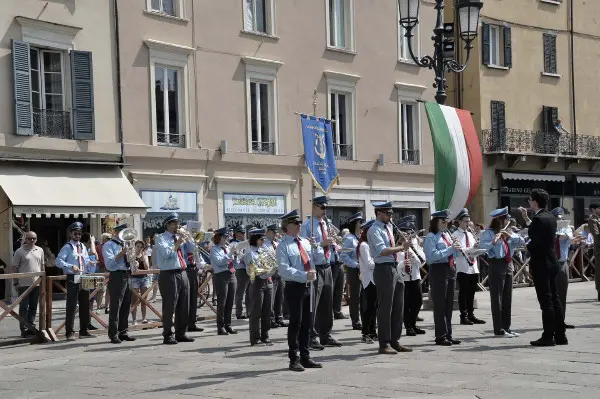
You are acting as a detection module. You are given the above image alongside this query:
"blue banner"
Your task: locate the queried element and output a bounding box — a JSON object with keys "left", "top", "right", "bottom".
{"left": 300, "top": 115, "right": 339, "bottom": 194}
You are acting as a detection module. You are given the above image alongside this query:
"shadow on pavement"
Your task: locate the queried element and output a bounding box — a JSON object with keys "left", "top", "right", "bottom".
{"left": 149, "top": 368, "right": 284, "bottom": 392}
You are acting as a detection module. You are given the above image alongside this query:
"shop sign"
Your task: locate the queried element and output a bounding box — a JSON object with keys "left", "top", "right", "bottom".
{"left": 224, "top": 194, "right": 285, "bottom": 215}
{"left": 140, "top": 191, "right": 197, "bottom": 214}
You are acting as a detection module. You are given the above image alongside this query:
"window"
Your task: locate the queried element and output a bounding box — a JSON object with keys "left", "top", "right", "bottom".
{"left": 242, "top": 56, "right": 282, "bottom": 155}
{"left": 145, "top": 39, "right": 193, "bottom": 148}
{"left": 543, "top": 33, "right": 557, "bottom": 74}
{"left": 482, "top": 23, "right": 512, "bottom": 68}
{"left": 325, "top": 71, "right": 359, "bottom": 160}
{"left": 149, "top": 0, "right": 176, "bottom": 16}
{"left": 396, "top": 82, "right": 425, "bottom": 165}
{"left": 490, "top": 100, "right": 506, "bottom": 151}
{"left": 326, "top": 0, "right": 355, "bottom": 51}
{"left": 542, "top": 106, "right": 558, "bottom": 133}
{"left": 398, "top": 25, "right": 418, "bottom": 61}
{"left": 12, "top": 39, "right": 94, "bottom": 140}
{"left": 154, "top": 66, "right": 183, "bottom": 147}
{"left": 243, "top": 0, "right": 275, "bottom": 35}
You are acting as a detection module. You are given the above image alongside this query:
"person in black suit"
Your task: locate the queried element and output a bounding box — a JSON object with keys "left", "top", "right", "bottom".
{"left": 520, "top": 189, "right": 567, "bottom": 346}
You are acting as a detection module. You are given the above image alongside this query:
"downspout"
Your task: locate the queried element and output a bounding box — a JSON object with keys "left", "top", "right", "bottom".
{"left": 569, "top": 0, "right": 577, "bottom": 142}
{"left": 114, "top": 0, "right": 125, "bottom": 165}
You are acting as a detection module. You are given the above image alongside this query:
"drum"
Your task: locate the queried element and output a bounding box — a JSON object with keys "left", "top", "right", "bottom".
{"left": 80, "top": 275, "right": 105, "bottom": 290}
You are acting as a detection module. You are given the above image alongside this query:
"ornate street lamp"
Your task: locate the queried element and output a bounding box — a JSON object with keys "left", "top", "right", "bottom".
{"left": 398, "top": 0, "right": 483, "bottom": 105}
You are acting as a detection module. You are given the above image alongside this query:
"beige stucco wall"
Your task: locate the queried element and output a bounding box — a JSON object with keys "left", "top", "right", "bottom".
{"left": 0, "top": 0, "right": 120, "bottom": 161}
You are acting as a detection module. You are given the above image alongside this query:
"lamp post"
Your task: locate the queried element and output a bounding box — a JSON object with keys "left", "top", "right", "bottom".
{"left": 398, "top": 0, "right": 483, "bottom": 105}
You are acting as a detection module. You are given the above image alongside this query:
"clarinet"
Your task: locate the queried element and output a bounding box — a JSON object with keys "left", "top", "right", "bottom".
{"left": 443, "top": 229, "right": 473, "bottom": 267}
{"left": 390, "top": 222, "right": 425, "bottom": 264}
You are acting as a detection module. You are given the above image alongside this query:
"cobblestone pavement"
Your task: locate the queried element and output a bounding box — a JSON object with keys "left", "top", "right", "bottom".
{"left": 1, "top": 282, "right": 599, "bottom": 399}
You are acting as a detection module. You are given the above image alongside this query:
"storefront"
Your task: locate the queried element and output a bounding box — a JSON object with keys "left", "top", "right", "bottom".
{"left": 222, "top": 193, "right": 286, "bottom": 229}
{"left": 574, "top": 176, "right": 600, "bottom": 226}
{"left": 139, "top": 190, "right": 198, "bottom": 238}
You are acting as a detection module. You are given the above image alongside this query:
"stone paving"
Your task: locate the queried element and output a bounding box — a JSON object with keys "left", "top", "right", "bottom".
{"left": 1, "top": 282, "right": 599, "bottom": 399}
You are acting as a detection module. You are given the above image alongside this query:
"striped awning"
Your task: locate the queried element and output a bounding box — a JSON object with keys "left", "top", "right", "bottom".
{"left": 501, "top": 172, "right": 565, "bottom": 182}
{"left": 0, "top": 164, "right": 148, "bottom": 217}
{"left": 576, "top": 176, "right": 600, "bottom": 184}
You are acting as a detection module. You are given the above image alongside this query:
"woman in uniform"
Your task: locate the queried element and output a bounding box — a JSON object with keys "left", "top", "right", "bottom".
{"left": 210, "top": 228, "right": 238, "bottom": 336}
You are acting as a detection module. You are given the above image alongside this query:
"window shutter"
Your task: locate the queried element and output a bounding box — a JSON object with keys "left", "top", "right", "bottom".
{"left": 543, "top": 34, "right": 552, "bottom": 73}
{"left": 550, "top": 106, "right": 559, "bottom": 127}
{"left": 482, "top": 22, "right": 490, "bottom": 66}
{"left": 498, "top": 101, "right": 506, "bottom": 133}
{"left": 503, "top": 26, "right": 512, "bottom": 68}
{"left": 12, "top": 40, "right": 33, "bottom": 136}
{"left": 491, "top": 101, "right": 499, "bottom": 133}
{"left": 542, "top": 106, "right": 558, "bottom": 133}
{"left": 70, "top": 50, "right": 95, "bottom": 140}
{"left": 549, "top": 35, "right": 557, "bottom": 73}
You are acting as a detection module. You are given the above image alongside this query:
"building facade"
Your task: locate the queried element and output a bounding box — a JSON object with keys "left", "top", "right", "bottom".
{"left": 447, "top": 0, "right": 600, "bottom": 227}
{"left": 118, "top": 0, "right": 440, "bottom": 238}
{"left": 0, "top": 0, "right": 146, "bottom": 270}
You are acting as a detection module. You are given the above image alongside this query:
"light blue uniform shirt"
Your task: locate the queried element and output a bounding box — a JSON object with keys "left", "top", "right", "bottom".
{"left": 56, "top": 241, "right": 90, "bottom": 275}
{"left": 340, "top": 233, "right": 359, "bottom": 268}
{"left": 423, "top": 232, "right": 459, "bottom": 265}
{"left": 300, "top": 217, "right": 330, "bottom": 265}
{"left": 557, "top": 228, "right": 573, "bottom": 262}
{"left": 182, "top": 241, "right": 196, "bottom": 266}
{"left": 367, "top": 220, "right": 396, "bottom": 264}
{"left": 210, "top": 245, "right": 233, "bottom": 274}
{"left": 276, "top": 234, "right": 315, "bottom": 284}
{"left": 478, "top": 229, "right": 525, "bottom": 259}
{"left": 244, "top": 246, "right": 275, "bottom": 281}
{"left": 262, "top": 238, "right": 277, "bottom": 250}
{"left": 154, "top": 231, "right": 185, "bottom": 271}
{"left": 102, "top": 239, "right": 128, "bottom": 272}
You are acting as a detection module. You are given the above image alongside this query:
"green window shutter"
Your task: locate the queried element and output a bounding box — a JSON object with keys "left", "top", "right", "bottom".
{"left": 12, "top": 40, "right": 33, "bottom": 136}
{"left": 70, "top": 50, "right": 95, "bottom": 140}
{"left": 481, "top": 22, "right": 490, "bottom": 66}
{"left": 503, "top": 26, "right": 512, "bottom": 68}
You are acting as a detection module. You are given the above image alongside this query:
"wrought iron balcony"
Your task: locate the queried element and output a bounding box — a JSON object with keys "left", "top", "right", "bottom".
{"left": 33, "top": 109, "right": 71, "bottom": 139}
{"left": 482, "top": 129, "right": 600, "bottom": 159}
{"left": 334, "top": 143, "right": 353, "bottom": 160}
{"left": 158, "top": 132, "right": 186, "bottom": 148}
{"left": 401, "top": 149, "right": 420, "bottom": 165}
{"left": 251, "top": 141, "right": 275, "bottom": 155}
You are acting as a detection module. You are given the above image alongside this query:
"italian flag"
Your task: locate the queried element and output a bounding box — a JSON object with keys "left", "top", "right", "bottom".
{"left": 424, "top": 102, "right": 482, "bottom": 218}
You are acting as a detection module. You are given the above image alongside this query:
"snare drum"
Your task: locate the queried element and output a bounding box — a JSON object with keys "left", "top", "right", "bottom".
{"left": 80, "top": 275, "right": 105, "bottom": 290}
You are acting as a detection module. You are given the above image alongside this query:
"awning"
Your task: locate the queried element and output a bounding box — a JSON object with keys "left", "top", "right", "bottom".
{"left": 501, "top": 172, "right": 565, "bottom": 182}
{"left": 0, "top": 164, "right": 149, "bottom": 216}
{"left": 576, "top": 176, "right": 600, "bottom": 184}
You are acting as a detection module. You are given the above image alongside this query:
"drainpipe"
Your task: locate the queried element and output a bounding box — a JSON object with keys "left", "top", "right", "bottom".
{"left": 569, "top": 0, "right": 577, "bottom": 143}
{"left": 114, "top": 0, "right": 125, "bottom": 166}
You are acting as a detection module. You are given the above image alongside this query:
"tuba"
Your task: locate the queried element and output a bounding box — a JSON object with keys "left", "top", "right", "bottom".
{"left": 118, "top": 228, "right": 138, "bottom": 267}
{"left": 249, "top": 247, "right": 278, "bottom": 283}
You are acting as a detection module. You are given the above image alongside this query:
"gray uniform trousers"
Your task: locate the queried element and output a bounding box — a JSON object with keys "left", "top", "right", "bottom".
{"left": 158, "top": 269, "right": 189, "bottom": 339}
{"left": 250, "top": 278, "right": 273, "bottom": 342}
{"left": 235, "top": 269, "right": 251, "bottom": 318}
{"left": 346, "top": 267, "right": 362, "bottom": 324}
{"left": 331, "top": 263, "right": 345, "bottom": 315}
{"left": 487, "top": 258, "right": 513, "bottom": 334}
{"left": 311, "top": 265, "right": 334, "bottom": 342}
{"left": 271, "top": 274, "right": 285, "bottom": 323}
{"left": 214, "top": 271, "right": 236, "bottom": 328}
{"left": 107, "top": 271, "right": 131, "bottom": 338}
{"left": 429, "top": 263, "right": 456, "bottom": 340}
{"left": 595, "top": 246, "right": 600, "bottom": 293}
{"left": 556, "top": 260, "right": 569, "bottom": 318}
{"left": 186, "top": 268, "right": 199, "bottom": 326}
{"left": 373, "top": 262, "right": 404, "bottom": 346}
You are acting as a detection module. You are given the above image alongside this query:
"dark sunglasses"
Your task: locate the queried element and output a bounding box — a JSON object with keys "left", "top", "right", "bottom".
{"left": 25, "top": 237, "right": 37, "bottom": 241}
{"left": 291, "top": 220, "right": 302, "bottom": 225}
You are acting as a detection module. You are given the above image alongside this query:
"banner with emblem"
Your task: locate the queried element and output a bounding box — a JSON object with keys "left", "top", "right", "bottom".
{"left": 300, "top": 115, "right": 339, "bottom": 194}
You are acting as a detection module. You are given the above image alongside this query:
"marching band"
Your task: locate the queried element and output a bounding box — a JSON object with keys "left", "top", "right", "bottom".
{"left": 46, "top": 190, "right": 586, "bottom": 370}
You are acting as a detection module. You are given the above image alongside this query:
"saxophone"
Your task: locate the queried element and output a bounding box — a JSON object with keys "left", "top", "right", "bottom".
{"left": 249, "top": 247, "right": 278, "bottom": 283}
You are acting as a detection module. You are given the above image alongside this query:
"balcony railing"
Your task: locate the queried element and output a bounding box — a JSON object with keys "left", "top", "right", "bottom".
{"left": 482, "top": 129, "right": 600, "bottom": 159}
{"left": 158, "top": 132, "right": 186, "bottom": 148}
{"left": 252, "top": 141, "right": 275, "bottom": 155}
{"left": 401, "top": 149, "right": 420, "bottom": 165}
{"left": 33, "top": 109, "right": 71, "bottom": 139}
{"left": 334, "top": 143, "right": 352, "bottom": 160}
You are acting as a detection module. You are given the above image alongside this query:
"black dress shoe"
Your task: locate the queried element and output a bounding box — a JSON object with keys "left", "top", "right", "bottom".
{"left": 414, "top": 327, "right": 426, "bottom": 335}
{"left": 188, "top": 325, "right": 204, "bottom": 332}
{"left": 322, "top": 337, "right": 342, "bottom": 347}
{"left": 310, "top": 338, "right": 324, "bottom": 350}
{"left": 460, "top": 317, "right": 474, "bottom": 325}
{"left": 277, "top": 320, "right": 288, "bottom": 327}
{"left": 217, "top": 328, "right": 229, "bottom": 336}
{"left": 555, "top": 336, "right": 569, "bottom": 345}
{"left": 176, "top": 335, "right": 195, "bottom": 343}
{"left": 435, "top": 338, "right": 452, "bottom": 346}
{"left": 270, "top": 321, "right": 279, "bottom": 328}
{"left": 289, "top": 361, "right": 305, "bottom": 372}
{"left": 261, "top": 337, "right": 274, "bottom": 346}
{"left": 390, "top": 341, "right": 412, "bottom": 352}
{"left": 416, "top": 316, "right": 424, "bottom": 322}
{"left": 448, "top": 338, "right": 461, "bottom": 345}
{"left": 119, "top": 334, "right": 136, "bottom": 342}
{"left": 110, "top": 336, "right": 122, "bottom": 344}
{"left": 250, "top": 340, "right": 261, "bottom": 346}
{"left": 236, "top": 314, "right": 248, "bottom": 320}
{"left": 88, "top": 324, "right": 98, "bottom": 331}
{"left": 334, "top": 313, "right": 348, "bottom": 320}
{"left": 406, "top": 328, "right": 417, "bottom": 336}
{"left": 301, "top": 358, "right": 323, "bottom": 368}
{"left": 530, "top": 337, "right": 555, "bottom": 347}
{"left": 352, "top": 323, "right": 363, "bottom": 331}
{"left": 79, "top": 331, "right": 97, "bottom": 339}
{"left": 469, "top": 315, "right": 486, "bottom": 324}
{"left": 225, "top": 326, "right": 238, "bottom": 334}
{"left": 369, "top": 332, "right": 378, "bottom": 340}
{"left": 361, "top": 334, "right": 374, "bottom": 344}
{"left": 163, "top": 337, "right": 178, "bottom": 345}
{"left": 564, "top": 324, "right": 575, "bottom": 329}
